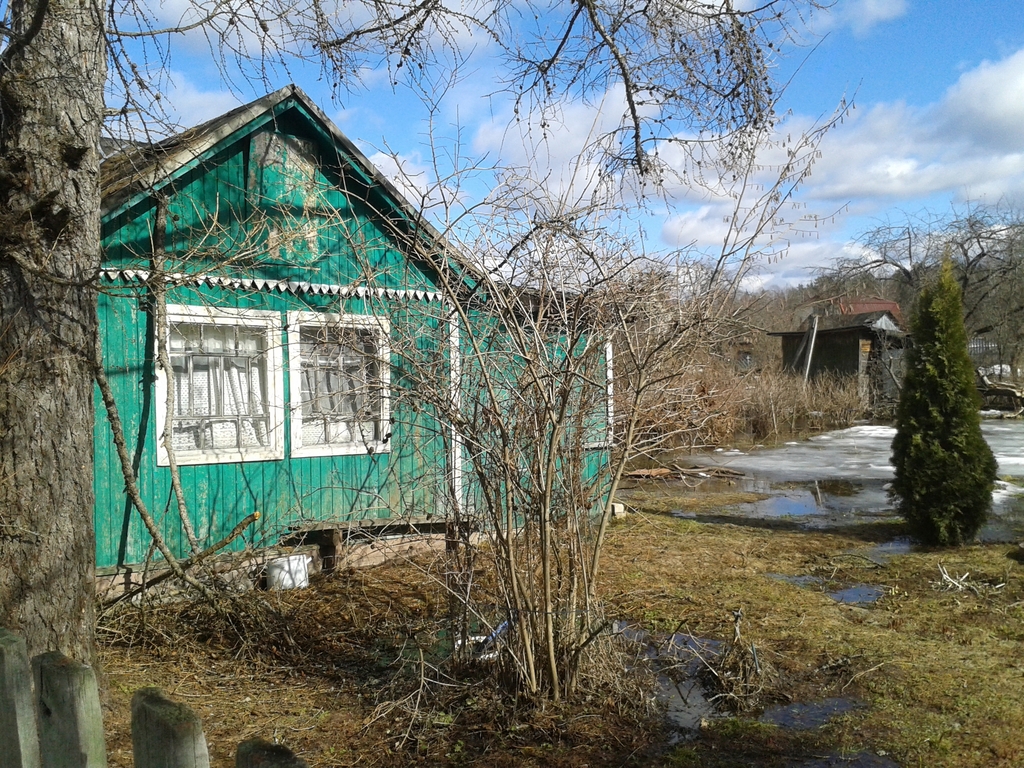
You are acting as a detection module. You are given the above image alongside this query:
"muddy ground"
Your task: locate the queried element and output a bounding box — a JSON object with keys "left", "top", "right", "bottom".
{"left": 97, "top": 499, "right": 1024, "bottom": 768}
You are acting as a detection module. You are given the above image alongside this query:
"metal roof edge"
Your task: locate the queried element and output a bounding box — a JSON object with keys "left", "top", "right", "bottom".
{"left": 100, "top": 85, "right": 487, "bottom": 289}
{"left": 101, "top": 85, "right": 300, "bottom": 221}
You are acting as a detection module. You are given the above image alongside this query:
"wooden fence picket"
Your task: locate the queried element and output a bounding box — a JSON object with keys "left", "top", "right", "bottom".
{"left": 0, "top": 632, "right": 302, "bottom": 768}
{"left": 131, "top": 687, "right": 210, "bottom": 768}
{"left": 32, "top": 651, "right": 106, "bottom": 768}
{"left": 0, "top": 630, "right": 41, "bottom": 768}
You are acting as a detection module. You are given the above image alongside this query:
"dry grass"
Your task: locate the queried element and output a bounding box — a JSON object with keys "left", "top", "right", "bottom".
{"left": 98, "top": 556, "right": 449, "bottom": 767}
{"left": 739, "top": 369, "right": 866, "bottom": 441}
{"left": 600, "top": 511, "right": 1024, "bottom": 768}
{"left": 95, "top": 504, "right": 1024, "bottom": 767}
{"left": 623, "top": 360, "right": 866, "bottom": 451}
{"left": 97, "top": 552, "right": 660, "bottom": 768}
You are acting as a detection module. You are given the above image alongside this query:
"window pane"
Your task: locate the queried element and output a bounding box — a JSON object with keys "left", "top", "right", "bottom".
{"left": 171, "top": 419, "right": 202, "bottom": 452}
{"left": 171, "top": 356, "right": 189, "bottom": 416}
{"left": 202, "top": 327, "right": 226, "bottom": 353}
{"left": 167, "top": 320, "right": 270, "bottom": 453}
{"left": 209, "top": 420, "right": 239, "bottom": 449}
{"left": 297, "top": 323, "right": 382, "bottom": 447}
{"left": 191, "top": 356, "right": 217, "bottom": 415}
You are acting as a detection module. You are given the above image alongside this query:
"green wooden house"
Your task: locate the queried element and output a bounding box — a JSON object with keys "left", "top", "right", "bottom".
{"left": 96, "top": 85, "right": 612, "bottom": 578}
{"left": 96, "top": 85, "right": 477, "bottom": 574}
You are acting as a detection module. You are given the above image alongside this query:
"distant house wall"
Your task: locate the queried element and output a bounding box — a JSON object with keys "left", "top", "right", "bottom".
{"left": 780, "top": 329, "right": 863, "bottom": 378}
{"left": 869, "top": 343, "right": 904, "bottom": 402}
{"left": 777, "top": 325, "right": 904, "bottom": 410}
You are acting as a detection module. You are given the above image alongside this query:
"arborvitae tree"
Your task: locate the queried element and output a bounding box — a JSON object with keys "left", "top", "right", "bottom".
{"left": 890, "top": 259, "right": 998, "bottom": 545}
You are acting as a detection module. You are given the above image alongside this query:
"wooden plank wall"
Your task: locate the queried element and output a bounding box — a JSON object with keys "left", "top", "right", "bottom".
{"left": 95, "top": 123, "right": 451, "bottom": 569}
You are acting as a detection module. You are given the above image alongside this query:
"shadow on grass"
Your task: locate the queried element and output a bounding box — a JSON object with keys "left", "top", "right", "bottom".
{"left": 652, "top": 718, "right": 886, "bottom": 768}
{"left": 367, "top": 706, "right": 882, "bottom": 768}
{"left": 669, "top": 513, "right": 910, "bottom": 545}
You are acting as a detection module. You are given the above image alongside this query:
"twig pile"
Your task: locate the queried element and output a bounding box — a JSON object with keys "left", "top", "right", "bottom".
{"left": 931, "top": 563, "right": 1006, "bottom": 597}
{"left": 624, "top": 465, "right": 745, "bottom": 481}
{"left": 695, "top": 609, "right": 780, "bottom": 714}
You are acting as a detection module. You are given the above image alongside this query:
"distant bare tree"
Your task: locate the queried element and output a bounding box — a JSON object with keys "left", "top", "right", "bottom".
{"left": 822, "top": 206, "right": 1024, "bottom": 374}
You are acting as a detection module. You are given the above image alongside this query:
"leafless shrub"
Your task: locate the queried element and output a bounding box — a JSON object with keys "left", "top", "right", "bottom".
{"left": 621, "top": 353, "right": 866, "bottom": 451}
{"left": 740, "top": 370, "right": 865, "bottom": 441}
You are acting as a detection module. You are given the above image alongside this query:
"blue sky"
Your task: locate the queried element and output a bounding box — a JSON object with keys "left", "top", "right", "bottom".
{"left": 136, "top": 0, "right": 1024, "bottom": 289}
{"left": 784, "top": 1, "right": 1024, "bottom": 109}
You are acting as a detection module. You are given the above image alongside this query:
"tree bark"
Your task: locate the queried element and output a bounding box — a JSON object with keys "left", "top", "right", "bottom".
{"left": 0, "top": 0, "right": 107, "bottom": 662}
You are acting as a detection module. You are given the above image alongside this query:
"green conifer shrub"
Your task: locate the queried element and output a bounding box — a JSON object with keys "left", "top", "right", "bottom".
{"left": 890, "top": 259, "right": 998, "bottom": 546}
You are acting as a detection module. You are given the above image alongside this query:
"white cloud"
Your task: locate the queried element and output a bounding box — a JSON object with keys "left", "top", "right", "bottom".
{"left": 661, "top": 205, "right": 731, "bottom": 249}
{"left": 817, "top": 0, "right": 909, "bottom": 36}
{"left": 738, "top": 238, "right": 868, "bottom": 291}
{"left": 711, "top": 45, "right": 1024, "bottom": 288}
{"left": 366, "top": 150, "right": 435, "bottom": 207}
{"left": 939, "top": 48, "right": 1024, "bottom": 151}
{"left": 782, "top": 47, "right": 1024, "bottom": 207}
{"left": 472, "top": 83, "right": 661, "bottom": 204}
{"left": 104, "top": 70, "right": 240, "bottom": 139}
{"left": 162, "top": 74, "right": 241, "bottom": 128}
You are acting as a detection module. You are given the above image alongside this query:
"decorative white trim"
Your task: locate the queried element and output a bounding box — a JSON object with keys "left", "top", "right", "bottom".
{"left": 603, "top": 339, "right": 615, "bottom": 447}
{"left": 286, "top": 311, "right": 391, "bottom": 459}
{"left": 155, "top": 305, "right": 285, "bottom": 466}
{"left": 583, "top": 340, "right": 614, "bottom": 450}
{"left": 100, "top": 269, "right": 442, "bottom": 302}
{"left": 447, "top": 307, "right": 464, "bottom": 515}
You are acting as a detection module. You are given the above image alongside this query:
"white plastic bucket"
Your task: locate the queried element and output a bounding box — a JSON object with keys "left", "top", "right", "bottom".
{"left": 267, "top": 555, "right": 310, "bottom": 590}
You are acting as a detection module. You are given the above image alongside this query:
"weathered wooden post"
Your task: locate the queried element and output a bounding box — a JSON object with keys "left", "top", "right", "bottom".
{"left": 235, "top": 739, "right": 308, "bottom": 768}
{"left": 131, "top": 687, "right": 210, "bottom": 768}
{"left": 0, "top": 630, "right": 41, "bottom": 768}
{"left": 32, "top": 652, "right": 106, "bottom": 768}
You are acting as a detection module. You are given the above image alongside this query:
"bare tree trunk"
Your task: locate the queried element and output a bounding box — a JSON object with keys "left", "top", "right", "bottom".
{"left": 0, "top": 0, "right": 106, "bottom": 661}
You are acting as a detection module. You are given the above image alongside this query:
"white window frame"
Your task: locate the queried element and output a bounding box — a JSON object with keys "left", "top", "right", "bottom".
{"left": 583, "top": 340, "right": 614, "bottom": 450}
{"left": 155, "top": 305, "right": 285, "bottom": 466}
{"left": 286, "top": 311, "right": 391, "bottom": 458}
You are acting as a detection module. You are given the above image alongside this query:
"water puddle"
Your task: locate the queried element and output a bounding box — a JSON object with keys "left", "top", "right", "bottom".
{"left": 761, "top": 697, "right": 864, "bottom": 729}
{"left": 614, "top": 622, "right": 720, "bottom": 735}
{"left": 768, "top": 574, "right": 885, "bottom": 605}
{"left": 860, "top": 538, "right": 913, "bottom": 563}
{"left": 659, "top": 674, "right": 713, "bottom": 732}
{"left": 615, "top": 623, "right": 723, "bottom": 663}
{"left": 771, "top": 574, "right": 825, "bottom": 589}
{"left": 627, "top": 421, "right": 1024, "bottom": 542}
{"left": 828, "top": 585, "right": 884, "bottom": 605}
{"left": 615, "top": 622, "right": 882, "bottom": 742}
{"left": 713, "top": 697, "right": 895, "bottom": 766}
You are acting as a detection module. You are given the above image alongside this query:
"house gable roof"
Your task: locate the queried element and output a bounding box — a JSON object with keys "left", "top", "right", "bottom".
{"left": 768, "top": 310, "right": 904, "bottom": 338}
{"left": 100, "top": 84, "right": 484, "bottom": 290}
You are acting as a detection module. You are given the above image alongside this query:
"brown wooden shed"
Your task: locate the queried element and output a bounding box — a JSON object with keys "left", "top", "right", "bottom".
{"left": 769, "top": 311, "right": 906, "bottom": 406}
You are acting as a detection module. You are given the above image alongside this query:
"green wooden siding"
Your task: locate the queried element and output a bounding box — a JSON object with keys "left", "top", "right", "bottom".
{"left": 96, "top": 109, "right": 454, "bottom": 569}
{"left": 102, "top": 131, "right": 438, "bottom": 292}
{"left": 93, "top": 282, "right": 453, "bottom": 568}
